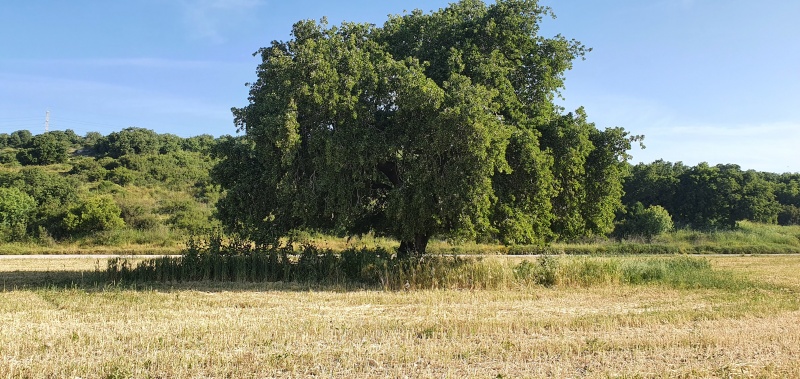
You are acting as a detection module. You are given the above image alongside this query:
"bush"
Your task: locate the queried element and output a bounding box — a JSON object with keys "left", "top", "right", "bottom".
{"left": 778, "top": 205, "right": 800, "bottom": 226}
{"left": 107, "top": 167, "right": 138, "bottom": 186}
{"left": 69, "top": 157, "right": 108, "bottom": 182}
{"left": 7, "top": 167, "right": 80, "bottom": 238}
{"left": 64, "top": 195, "right": 125, "bottom": 234}
{"left": 0, "top": 187, "right": 37, "bottom": 241}
{"left": 157, "top": 195, "right": 216, "bottom": 233}
{"left": 514, "top": 256, "right": 559, "bottom": 286}
{"left": 17, "top": 132, "right": 69, "bottom": 165}
{"left": 106, "top": 234, "right": 481, "bottom": 289}
{"left": 116, "top": 196, "right": 160, "bottom": 230}
{"left": 0, "top": 149, "right": 19, "bottom": 165}
{"left": 96, "top": 127, "right": 161, "bottom": 158}
{"left": 616, "top": 203, "right": 674, "bottom": 241}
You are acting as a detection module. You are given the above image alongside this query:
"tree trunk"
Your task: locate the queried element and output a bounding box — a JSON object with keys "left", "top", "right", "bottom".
{"left": 397, "top": 233, "right": 430, "bottom": 259}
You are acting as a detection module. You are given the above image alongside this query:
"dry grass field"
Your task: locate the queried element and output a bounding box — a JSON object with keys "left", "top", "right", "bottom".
{"left": 1, "top": 255, "right": 799, "bottom": 378}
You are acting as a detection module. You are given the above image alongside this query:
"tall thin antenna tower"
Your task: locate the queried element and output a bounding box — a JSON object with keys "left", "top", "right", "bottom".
{"left": 45, "top": 110, "right": 50, "bottom": 132}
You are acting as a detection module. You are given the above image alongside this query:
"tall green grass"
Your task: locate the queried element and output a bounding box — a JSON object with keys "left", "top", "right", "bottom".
{"left": 105, "top": 235, "right": 744, "bottom": 291}
{"left": 512, "top": 255, "right": 749, "bottom": 290}
{"left": 501, "top": 221, "right": 800, "bottom": 255}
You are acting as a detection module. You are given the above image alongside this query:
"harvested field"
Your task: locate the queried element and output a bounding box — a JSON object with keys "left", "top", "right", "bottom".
{"left": 1, "top": 255, "right": 799, "bottom": 378}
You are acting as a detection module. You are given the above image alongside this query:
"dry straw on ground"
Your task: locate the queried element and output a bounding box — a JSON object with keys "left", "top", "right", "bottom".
{"left": 1, "top": 255, "right": 799, "bottom": 378}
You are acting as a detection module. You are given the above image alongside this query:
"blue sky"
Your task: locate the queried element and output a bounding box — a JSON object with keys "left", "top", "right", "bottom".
{"left": 1, "top": 0, "right": 798, "bottom": 173}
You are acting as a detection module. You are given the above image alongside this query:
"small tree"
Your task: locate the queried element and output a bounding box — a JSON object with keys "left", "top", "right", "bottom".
{"left": 6, "top": 167, "right": 80, "bottom": 238}
{"left": 64, "top": 196, "right": 125, "bottom": 234}
{"left": 778, "top": 205, "right": 800, "bottom": 226}
{"left": 96, "top": 127, "right": 161, "bottom": 158}
{"left": 18, "top": 132, "right": 69, "bottom": 165}
{"left": 617, "top": 203, "right": 673, "bottom": 242}
{"left": 0, "top": 187, "right": 37, "bottom": 241}
{"left": 8, "top": 130, "right": 33, "bottom": 148}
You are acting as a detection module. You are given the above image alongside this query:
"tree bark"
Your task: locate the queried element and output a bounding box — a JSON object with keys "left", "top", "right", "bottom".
{"left": 397, "top": 233, "right": 430, "bottom": 259}
{"left": 377, "top": 161, "right": 401, "bottom": 187}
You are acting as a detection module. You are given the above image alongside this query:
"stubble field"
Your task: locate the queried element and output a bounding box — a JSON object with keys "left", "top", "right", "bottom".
{"left": 1, "top": 255, "right": 799, "bottom": 378}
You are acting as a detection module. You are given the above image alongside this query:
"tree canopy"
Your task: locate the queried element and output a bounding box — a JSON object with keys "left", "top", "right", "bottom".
{"left": 623, "top": 161, "right": 784, "bottom": 230}
{"left": 215, "top": 0, "right": 638, "bottom": 255}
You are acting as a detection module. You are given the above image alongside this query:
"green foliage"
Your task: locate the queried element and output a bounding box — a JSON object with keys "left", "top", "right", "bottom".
{"left": 778, "top": 205, "right": 800, "bottom": 226}
{"left": 118, "top": 151, "right": 214, "bottom": 190}
{"left": 115, "top": 192, "right": 160, "bottom": 230}
{"left": 8, "top": 130, "right": 32, "bottom": 148}
{"left": 106, "top": 237, "right": 739, "bottom": 292}
{"left": 9, "top": 167, "right": 79, "bottom": 208}
{"left": 82, "top": 131, "right": 104, "bottom": 150}
{"left": 513, "top": 255, "right": 739, "bottom": 289}
{"left": 217, "top": 0, "right": 635, "bottom": 254}
{"left": 48, "top": 129, "right": 82, "bottom": 147}
{"left": 0, "top": 148, "right": 19, "bottom": 165}
{"left": 583, "top": 126, "right": 638, "bottom": 235}
{"left": 734, "top": 170, "right": 781, "bottom": 224}
{"left": 69, "top": 157, "right": 108, "bottom": 182}
{"left": 2, "top": 167, "right": 80, "bottom": 238}
{"left": 96, "top": 127, "right": 162, "bottom": 158}
{"left": 616, "top": 203, "right": 674, "bottom": 241}
{"left": 623, "top": 160, "right": 686, "bottom": 210}
{"left": 490, "top": 128, "right": 555, "bottom": 245}
{"left": 17, "top": 132, "right": 69, "bottom": 165}
{"left": 107, "top": 166, "right": 138, "bottom": 186}
{"left": 0, "top": 186, "right": 37, "bottom": 241}
{"left": 157, "top": 194, "right": 217, "bottom": 233}
{"left": 624, "top": 161, "right": 782, "bottom": 230}
{"left": 542, "top": 110, "right": 634, "bottom": 240}
{"left": 0, "top": 129, "right": 223, "bottom": 245}
{"left": 158, "top": 133, "right": 183, "bottom": 154}
{"left": 514, "top": 256, "right": 559, "bottom": 286}
{"left": 182, "top": 134, "right": 216, "bottom": 153}
{"left": 64, "top": 195, "right": 125, "bottom": 234}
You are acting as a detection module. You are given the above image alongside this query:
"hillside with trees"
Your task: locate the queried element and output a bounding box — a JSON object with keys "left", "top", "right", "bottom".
{"left": 0, "top": 127, "right": 220, "bottom": 252}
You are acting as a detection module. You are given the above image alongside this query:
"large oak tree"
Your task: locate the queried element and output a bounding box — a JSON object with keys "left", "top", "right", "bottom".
{"left": 214, "top": 0, "right": 636, "bottom": 255}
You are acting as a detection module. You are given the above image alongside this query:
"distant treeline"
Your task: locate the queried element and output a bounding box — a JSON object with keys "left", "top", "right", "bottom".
{"left": 623, "top": 160, "right": 800, "bottom": 230}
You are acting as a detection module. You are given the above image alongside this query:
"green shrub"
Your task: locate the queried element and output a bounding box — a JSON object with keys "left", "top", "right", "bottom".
{"left": 778, "top": 205, "right": 800, "bottom": 226}
{"left": 157, "top": 196, "right": 215, "bottom": 233}
{"left": 514, "top": 256, "right": 559, "bottom": 286}
{"left": 106, "top": 245, "right": 733, "bottom": 293}
{"left": 17, "top": 132, "right": 69, "bottom": 165}
{"left": 97, "top": 127, "right": 162, "bottom": 158}
{"left": 69, "top": 157, "right": 108, "bottom": 182}
{"left": 0, "top": 187, "right": 37, "bottom": 241}
{"left": 107, "top": 167, "right": 137, "bottom": 186}
{"left": 616, "top": 203, "right": 674, "bottom": 241}
{"left": 0, "top": 148, "right": 19, "bottom": 165}
{"left": 64, "top": 195, "right": 125, "bottom": 234}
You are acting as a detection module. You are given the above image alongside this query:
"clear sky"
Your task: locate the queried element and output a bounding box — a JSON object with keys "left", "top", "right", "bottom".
{"left": 1, "top": 0, "right": 798, "bottom": 173}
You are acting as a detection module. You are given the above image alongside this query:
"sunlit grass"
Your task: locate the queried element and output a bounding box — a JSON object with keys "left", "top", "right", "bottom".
{"left": 0, "top": 241, "right": 182, "bottom": 256}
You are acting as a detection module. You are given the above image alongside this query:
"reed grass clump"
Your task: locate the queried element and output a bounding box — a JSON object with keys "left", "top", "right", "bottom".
{"left": 105, "top": 234, "right": 734, "bottom": 291}
{"left": 105, "top": 234, "right": 493, "bottom": 289}
{"left": 511, "top": 255, "right": 741, "bottom": 290}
